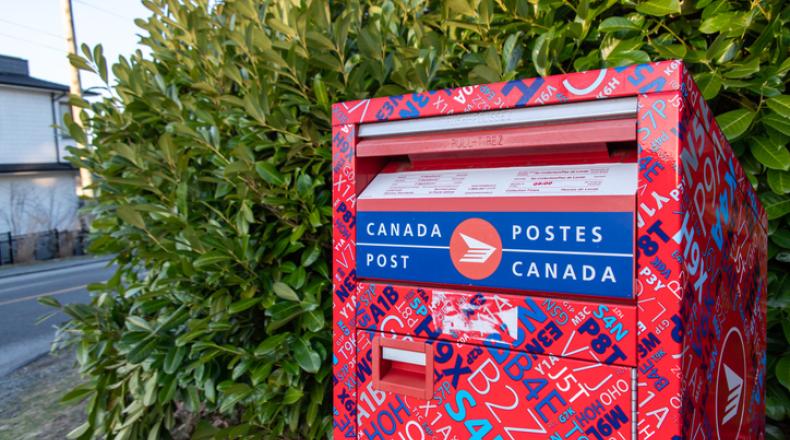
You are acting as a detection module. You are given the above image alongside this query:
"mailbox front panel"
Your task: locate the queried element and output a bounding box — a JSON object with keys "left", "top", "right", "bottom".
{"left": 334, "top": 63, "right": 681, "bottom": 440}
{"left": 356, "top": 331, "right": 635, "bottom": 440}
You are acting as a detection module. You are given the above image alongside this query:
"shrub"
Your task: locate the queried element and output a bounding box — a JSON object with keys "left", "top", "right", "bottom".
{"left": 54, "top": 0, "right": 788, "bottom": 438}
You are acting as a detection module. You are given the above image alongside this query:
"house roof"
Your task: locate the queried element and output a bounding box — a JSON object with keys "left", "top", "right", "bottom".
{"left": 0, "top": 55, "right": 70, "bottom": 93}
{"left": 0, "top": 162, "right": 76, "bottom": 174}
{"left": 0, "top": 73, "right": 70, "bottom": 93}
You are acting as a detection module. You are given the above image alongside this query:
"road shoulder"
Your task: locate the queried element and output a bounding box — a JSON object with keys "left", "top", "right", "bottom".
{"left": 0, "top": 350, "right": 85, "bottom": 439}
{"left": 0, "top": 255, "right": 113, "bottom": 280}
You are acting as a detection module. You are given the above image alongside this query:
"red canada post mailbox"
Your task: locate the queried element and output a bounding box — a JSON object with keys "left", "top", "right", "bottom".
{"left": 332, "top": 61, "right": 766, "bottom": 440}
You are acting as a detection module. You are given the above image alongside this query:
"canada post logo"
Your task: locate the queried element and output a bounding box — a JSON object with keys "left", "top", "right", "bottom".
{"left": 449, "top": 218, "right": 502, "bottom": 280}
{"left": 355, "top": 210, "right": 634, "bottom": 299}
{"left": 715, "top": 326, "right": 746, "bottom": 440}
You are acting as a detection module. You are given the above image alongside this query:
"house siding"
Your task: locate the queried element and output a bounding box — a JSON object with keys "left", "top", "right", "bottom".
{"left": 0, "top": 86, "right": 60, "bottom": 165}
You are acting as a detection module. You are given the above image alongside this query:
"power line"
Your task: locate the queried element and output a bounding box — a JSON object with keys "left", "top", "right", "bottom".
{"left": 0, "top": 18, "right": 64, "bottom": 40}
{"left": 73, "top": 0, "right": 131, "bottom": 21}
{"left": 0, "top": 32, "right": 66, "bottom": 53}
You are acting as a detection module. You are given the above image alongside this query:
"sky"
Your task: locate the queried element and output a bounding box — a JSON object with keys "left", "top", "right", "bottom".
{"left": 0, "top": 0, "right": 150, "bottom": 91}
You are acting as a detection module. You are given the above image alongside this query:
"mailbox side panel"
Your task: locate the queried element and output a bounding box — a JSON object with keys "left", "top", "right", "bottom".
{"left": 677, "top": 71, "right": 767, "bottom": 440}
{"left": 634, "top": 91, "right": 686, "bottom": 439}
{"left": 333, "top": 123, "right": 359, "bottom": 438}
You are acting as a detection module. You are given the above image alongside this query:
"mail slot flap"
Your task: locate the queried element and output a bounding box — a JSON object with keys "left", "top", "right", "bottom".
{"left": 356, "top": 118, "right": 636, "bottom": 158}
{"left": 356, "top": 162, "right": 636, "bottom": 299}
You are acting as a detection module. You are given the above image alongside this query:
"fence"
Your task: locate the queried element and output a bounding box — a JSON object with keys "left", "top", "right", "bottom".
{"left": 0, "top": 229, "right": 89, "bottom": 265}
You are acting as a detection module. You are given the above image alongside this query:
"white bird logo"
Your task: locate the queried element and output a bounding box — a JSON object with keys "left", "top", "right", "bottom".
{"left": 722, "top": 364, "right": 743, "bottom": 425}
{"left": 458, "top": 233, "right": 497, "bottom": 263}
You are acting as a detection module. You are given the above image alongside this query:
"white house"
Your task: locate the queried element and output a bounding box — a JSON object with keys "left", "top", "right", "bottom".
{"left": 0, "top": 54, "right": 81, "bottom": 236}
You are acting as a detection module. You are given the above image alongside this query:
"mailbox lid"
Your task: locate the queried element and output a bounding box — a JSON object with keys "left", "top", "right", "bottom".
{"left": 356, "top": 282, "right": 638, "bottom": 367}
{"left": 357, "top": 163, "right": 637, "bottom": 299}
{"left": 356, "top": 330, "right": 636, "bottom": 440}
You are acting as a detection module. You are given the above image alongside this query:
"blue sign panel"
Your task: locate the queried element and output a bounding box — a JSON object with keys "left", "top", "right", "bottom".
{"left": 356, "top": 211, "right": 634, "bottom": 298}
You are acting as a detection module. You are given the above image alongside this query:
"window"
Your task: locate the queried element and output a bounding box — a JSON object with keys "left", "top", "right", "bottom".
{"left": 58, "top": 101, "right": 73, "bottom": 140}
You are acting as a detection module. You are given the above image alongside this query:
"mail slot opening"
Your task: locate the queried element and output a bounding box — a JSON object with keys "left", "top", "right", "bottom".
{"left": 372, "top": 337, "right": 433, "bottom": 400}
{"left": 379, "top": 353, "right": 424, "bottom": 387}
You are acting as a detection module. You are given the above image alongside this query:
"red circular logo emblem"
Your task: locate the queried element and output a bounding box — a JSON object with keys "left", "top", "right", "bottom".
{"left": 715, "top": 326, "right": 746, "bottom": 440}
{"left": 449, "top": 218, "right": 502, "bottom": 280}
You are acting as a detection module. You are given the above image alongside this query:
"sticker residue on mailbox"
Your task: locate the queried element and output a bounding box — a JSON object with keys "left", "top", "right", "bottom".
{"left": 431, "top": 290, "right": 519, "bottom": 339}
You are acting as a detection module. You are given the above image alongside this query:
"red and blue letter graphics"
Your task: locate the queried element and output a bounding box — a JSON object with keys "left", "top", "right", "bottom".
{"left": 332, "top": 60, "right": 767, "bottom": 440}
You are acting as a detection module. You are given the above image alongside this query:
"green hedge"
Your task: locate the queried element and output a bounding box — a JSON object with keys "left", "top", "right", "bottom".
{"left": 53, "top": 0, "right": 788, "bottom": 438}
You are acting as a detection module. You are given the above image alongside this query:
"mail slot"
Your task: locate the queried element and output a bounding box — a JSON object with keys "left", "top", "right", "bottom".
{"left": 332, "top": 61, "right": 767, "bottom": 440}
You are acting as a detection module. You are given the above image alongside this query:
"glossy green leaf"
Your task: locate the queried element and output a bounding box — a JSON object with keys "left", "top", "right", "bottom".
{"left": 716, "top": 109, "right": 755, "bottom": 141}
{"left": 767, "top": 170, "right": 790, "bottom": 194}
{"left": 300, "top": 245, "right": 320, "bottom": 267}
{"left": 723, "top": 58, "right": 760, "bottom": 79}
{"left": 766, "top": 386, "right": 789, "bottom": 421}
{"left": 762, "top": 193, "right": 790, "bottom": 220}
{"left": 255, "top": 161, "right": 285, "bottom": 186}
{"left": 193, "top": 252, "right": 232, "bottom": 268}
{"left": 66, "top": 422, "right": 90, "bottom": 440}
{"left": 37, "top": 295, "right": 62, "bottom": 308}
{"left": 767, "top": 96, "right": 790, "bottom": 119}
{"left": 60, "top": 384, "right": 95, "bottom": 404}
{"left": 773, "top": 231, "right": 790, "bottom": 251}
{"left": 68, "top": 53, "right": 94, "bottom": 73}
{"left": 752, "top": 137, "right": 790, "bottom": 170}
{"left": 777, "top": 356, "right": 790, "bottom": 392}
{"left": 228, "top": 297, "right": 262, "bottom": 314}
{"left": 266, "top": 302, "right": 305, "bottom": 333}
{"left": 254, "top": 333, "right": 289, "bottom": 356}
{"left": 636, "top": 0, "right": 680, "bottom": 16}
{"left": 127, "top": 337, "right": 157, "bottom": 364}
{"left": 292, "top": 338, "right": 320, "bottom": 373}
{"left": 700, "top": 13, "right": 733, "bottom": 34}
{"left": 531, "top": 32, "right": 552, "bottom": 77}
{"left": 763, "top": 113, "right": 790, "bottom": 137}
{"left": 694, "top": 72, "right": 722, "bottom": 100}
{"left": 283, "top": 388, "right": 304, "bottom": 404}
{"left": 599, "top": 17, "right": 641, "bottom": 32}
{"left": 117, "top": 205, "right": 145, "bottom": 229}
{"left": 163, "top": 346, "right": 186, "bottom": 375}
{"left": 706, "top": 35, "right": 739, "bottom": 64}
{"left": 273, "top": 281, "right": 300, "bottom": 301}
{"left": 302, "top": 309, "right": 325, "bottom": 332}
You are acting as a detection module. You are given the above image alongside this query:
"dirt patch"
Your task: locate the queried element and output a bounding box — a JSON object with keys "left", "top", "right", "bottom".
{"left": 0, "top": 350, "right": 86, "bottom": 439}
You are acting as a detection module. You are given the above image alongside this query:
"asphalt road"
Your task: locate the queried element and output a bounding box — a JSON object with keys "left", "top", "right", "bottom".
{"left": 0, "top": 258, "right": 115, "bottom": 376}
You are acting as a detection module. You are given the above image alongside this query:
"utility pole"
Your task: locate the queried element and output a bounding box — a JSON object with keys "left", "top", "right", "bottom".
{"left": 61, "top": 0, "right": 94, "bottom": 197}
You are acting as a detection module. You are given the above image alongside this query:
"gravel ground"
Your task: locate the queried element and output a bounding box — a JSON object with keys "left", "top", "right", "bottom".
{"left": 0, "top": 350, "right": 86, "bottom": 439}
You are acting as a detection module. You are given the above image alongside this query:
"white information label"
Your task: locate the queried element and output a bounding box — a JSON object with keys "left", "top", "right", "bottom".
{"left": 359, "top": 163, "right": 637, "bottom": 200}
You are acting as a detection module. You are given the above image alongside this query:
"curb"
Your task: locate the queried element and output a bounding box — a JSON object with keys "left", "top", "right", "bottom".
{"left": 0, "top": 256, "right": 114, "bottom": 280}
